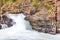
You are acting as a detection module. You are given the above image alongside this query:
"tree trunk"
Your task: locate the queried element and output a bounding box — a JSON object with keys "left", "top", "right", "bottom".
{"left": 54, "top": 0, "right": 57, "bottom": 33}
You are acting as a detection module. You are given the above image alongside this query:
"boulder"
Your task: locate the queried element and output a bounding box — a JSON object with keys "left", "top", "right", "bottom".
{"left": 0, "top": 15, "right": 15, "bottom": 29}
{"left": 25, "top": 13, "right": 55, "bottom": 33}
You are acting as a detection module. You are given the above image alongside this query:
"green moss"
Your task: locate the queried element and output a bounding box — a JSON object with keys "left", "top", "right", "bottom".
{"left": 43, "top": 1, "right": 53, "bottom": 10}
{"left": 31, "top": 0, "right": 40, "bottom": 8}
{"left": 18, "top": 0, "right": 23, "bottom": 2}
{"left": 58, "top": 11, "right": 60, "bottom": 14}
{"left": 31, "top": 0, "right": 53, "bottom": 10}
{"left": 0, "top": 0, "right": 3, "bottom": 4}
{"left": 44, "top": 4, "right": 52, "bottom": 10}
{"left": 8, "top": 0, "right": 16, "bottom": 2}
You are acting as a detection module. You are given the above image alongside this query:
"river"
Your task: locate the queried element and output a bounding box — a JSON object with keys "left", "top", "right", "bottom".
{"left": 0, "top": 13, "right": 60, "bottom": 40}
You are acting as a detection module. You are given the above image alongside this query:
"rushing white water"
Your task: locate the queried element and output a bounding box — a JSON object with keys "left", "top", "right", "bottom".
{"left": 0, "top": 13, "right": 60, "bottom": 40}
{"left": 1, "top": 24, "right": 8, "bottom": 29}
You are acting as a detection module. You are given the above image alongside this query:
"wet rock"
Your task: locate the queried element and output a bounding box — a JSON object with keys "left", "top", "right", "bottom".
{"left": 1, "top": 24, "right": 8, "bottom": 29}
{"left": 5, "top": 18, "right": 13, "bottom": 27}
{"left": 25, "top": 13, "right": 55, "bottom": 33}
{"left": 0, "top": 25, "right": 2, "bottom": 29}
{"left": 6, "top": 19, "right": 13, "bottom": 27}
{"left": 0, "top": 15, "right": 14, "bottom": 29}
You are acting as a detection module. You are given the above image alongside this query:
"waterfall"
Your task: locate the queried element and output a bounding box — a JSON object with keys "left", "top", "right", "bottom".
{"left": 1, "top": 24, "right": 8, "bottom": 29}
{"left": 6, "top": 13, "right": 32, "bottom": 30}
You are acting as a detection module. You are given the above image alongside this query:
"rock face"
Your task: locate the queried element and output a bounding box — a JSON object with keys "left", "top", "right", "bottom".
{"left": 25, "top": 13, "right": 55, "bottom": 33}
{"left": 24, "top": 0, "right": 60, "bottom": 34}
